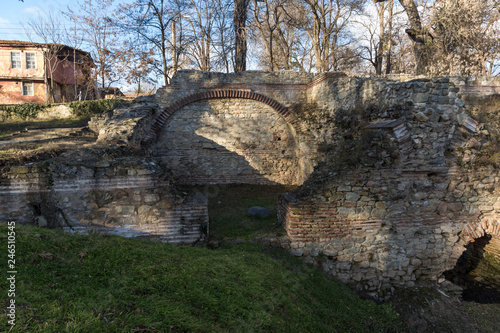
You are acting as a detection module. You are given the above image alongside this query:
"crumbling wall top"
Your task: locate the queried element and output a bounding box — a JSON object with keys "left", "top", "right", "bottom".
{"left": 170, "top": 69, "right": 317, "bottom": 86}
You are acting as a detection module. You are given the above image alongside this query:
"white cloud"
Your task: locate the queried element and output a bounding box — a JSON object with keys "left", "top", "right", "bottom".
{"left": 0, "top": 17, "right": 10, "bottom": 26}
{"left": 23, "top": 6, "right": 44, "bottom": 15}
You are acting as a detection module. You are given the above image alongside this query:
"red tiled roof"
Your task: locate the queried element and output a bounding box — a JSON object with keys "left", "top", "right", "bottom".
{"left": 0, "top": 40, "right": 40, "bottom": 47}
{"left": 0, "top": 40, "right": 91, "bottom": 57}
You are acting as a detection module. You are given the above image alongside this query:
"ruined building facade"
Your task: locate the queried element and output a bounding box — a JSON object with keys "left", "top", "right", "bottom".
{"left": 2, "top": 70, "right": 500, "bottom": 296}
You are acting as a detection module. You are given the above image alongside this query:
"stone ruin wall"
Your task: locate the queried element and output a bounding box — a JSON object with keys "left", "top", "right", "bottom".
{"left": 2, "top": 71, "right": 500, "bottom": 294}
{"left": 278, "top": 170, "right": 500, "bottom": 296}
{"left": 139, "top": 70, "right": 500, "bottom": 297}
{"left": 156, "top": 70, "right": 314, "bottom": 105}
{"left": 148, "top": 70, "right": 349, "bottom": 185}
{"left": 0, "top": 158, "right": 208, "bottom": 244}
{"left": 277, "top": 74, "right": 500, "bottom": 297}
{"left": 151, "top": 98, "right": 301, "bottom": 185}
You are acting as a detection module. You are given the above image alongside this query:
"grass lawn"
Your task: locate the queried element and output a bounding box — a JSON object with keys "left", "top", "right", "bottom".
{"left": 0, "top": 226, "right": 404, "bottom": 332}
{"left": 0, "top": 184, "right": 405, "bottom": 332}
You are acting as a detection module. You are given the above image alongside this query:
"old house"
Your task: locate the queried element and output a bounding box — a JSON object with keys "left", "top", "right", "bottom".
{"left": 101, "top": 87, "right": 125, "bottom": 99}
{"left": 0, "top": 40, "right": 96, "bottom": 104}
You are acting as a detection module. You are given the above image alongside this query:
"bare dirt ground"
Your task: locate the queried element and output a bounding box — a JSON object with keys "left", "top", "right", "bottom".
{"left": 390, "top": 283, "right": 499, "bottom": 333}
{"left": 0, "top": 126, "right": 97, "bottom": 176}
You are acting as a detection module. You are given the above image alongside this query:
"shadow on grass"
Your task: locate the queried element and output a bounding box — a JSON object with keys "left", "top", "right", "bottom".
{"left": 0, "top": 224, "right": 405, "bottom": 333}
{"left": 196, "top": 184, "right": 297, "bottom": 240}
{"left": 0, "top": 117, "right": 91, "bottom": 138}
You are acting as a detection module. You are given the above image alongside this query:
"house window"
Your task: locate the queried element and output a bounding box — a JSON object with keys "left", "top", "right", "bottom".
{"left": 22, "top": 82, "right": 34, "bottom": 96}
{"left": 26, "top": 52, "right": 36, "bottom": 69}
{"left": 11, "top": 52, "right": 21, "bottom": 69}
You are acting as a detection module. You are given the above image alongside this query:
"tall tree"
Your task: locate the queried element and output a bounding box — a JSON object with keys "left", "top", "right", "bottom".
{"left": 430, "top": 0, "right": 500, "bottom": 75}
{"left": 397, "top": 0, "right": 430, "bottom": 74}
{"left": 276, "top": 0, "right": 315, "bottom": 72}
{"left": 211, "top": 0, "right": 234, "bottom": 72}
{"left": 23, "top": 11, "right": 70, "bottom": 102}
{"left": 285, "top": 0, "right": 364, "bottom": 72}
{"left": 119, "top": 40, "right": 157, "bottom": 94}
{"left": 184, "top": 0, "right": 215, "bottom": 71}
{"left": 116, "top": 0, "right": 185, "bottom": 85}
{"left": 234, "top": 0, "right": 249, "bottom": 72}
{"left": 357, "top": 0, "right": 404, "bottom": 75}
{"left": 378, "top": 0, "right": 500, "bottom": 75}
{"left": 250, "top": 0, "right": 311, "bottom": 71}
{"left": 64, "top": 0, "right": 124, "bottom": 90}
{"left": 252, "top": 0, "right": 281, "bottom": 71}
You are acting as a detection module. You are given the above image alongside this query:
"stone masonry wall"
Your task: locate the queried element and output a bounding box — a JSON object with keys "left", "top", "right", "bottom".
{"left": 147, "top": 72, "right": 497, "bottom": 187}
{"left": 278, "top": 169, "right": 500, "bottom": 297}
{"left": 146, "top": 70, "right": 348, "bottom": 185}
{"left": 277, "top": 75, "right": 500, "bottom": 297}
{"left": 0, "top": 158, "right": 208, "bottom": 244}
{"left": 150, "top": 98, "right": 301, "bottom": 185}
{"left": 85, "top": 69, "right": 500, "bottom": 268}
{"left": 90, "top": 72, "right": 500, "bottom": 187}
{"left": 156, "top": 70, "right": 316, "bottom": 107}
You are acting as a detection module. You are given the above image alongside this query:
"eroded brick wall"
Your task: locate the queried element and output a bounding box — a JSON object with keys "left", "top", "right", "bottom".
{"left": 150, "top": 99, "right": 301, "bottom": 185}
{"left": 279, "top": 169, "right": 500, "bottom": 296}
{"left": 83, "top": 70, "right": 500, "bottom": 262}
{"left": 272, "top": 74, "right": 500, "bottom": 297}
{"left": 144, "top": 70, "right": 347, "bottom": 186}
{"left": 0, "top": 159, "right": 208, "bottom": 244}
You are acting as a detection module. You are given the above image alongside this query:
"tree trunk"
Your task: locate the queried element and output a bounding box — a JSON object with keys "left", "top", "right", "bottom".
{"left": 398, "top": 0, "right": 428, "bottom": 74}
{"left": 385, "top": 0, "right": 393, "bottom": 74}
{"left": 234, "top": 0, "right": 249, "bottom": 72}
{"left": 203, "top": 33, "right": 211, "bottom": 71}
{"left": 171, "top": 19, "right": 178, "bottom": 77}
{"left": 376, "top": 4, "right": 384, "bottom": 75}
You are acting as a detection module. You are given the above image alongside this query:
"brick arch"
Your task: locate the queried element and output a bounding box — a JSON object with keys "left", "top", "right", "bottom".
{"left": 459, "top": 215, "right": 500, "bottom": 245}
{"left": 143, "top": 89, "right": 300, "bottom": 145}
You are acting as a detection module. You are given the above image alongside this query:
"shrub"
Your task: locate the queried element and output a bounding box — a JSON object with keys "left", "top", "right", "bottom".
{"left": 69, "top": 99, "right": 124, "bottom": 117}
{"left": 0, "top": 103, "right": 49, "bottom": 120}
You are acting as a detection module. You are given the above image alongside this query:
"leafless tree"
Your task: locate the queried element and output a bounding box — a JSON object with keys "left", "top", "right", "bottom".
{"left": 283, "top": 0, "right": 364, "bottom": 72}
{"left": 251, "top": 0, "right": 282, "bottom": 71}
{"left": 184, "top": 0, "right": 215, "bottom": 71}
{"left": 234, "top": 0, "right": 250, "bottom": 72}
{"left": 429, "top": 0, "right": 500, "bottom": 76}
{"left": 211, "top": 0, "right": 234, "bottom": 72}
{"left": 376, "top": 0, "right": 500, "bottom": 75}
{"left": 275, "top": 0, "right": 315, "bottom": 72}
{"left": 357, "top": 0, "right": 405, "bottom": 75}
{"left": 180, "top": 0, "right": 235, "bottom": 73}
{"left": 23, "top": 12, "right": 72, "bottom": 102}
{"left": 116, "top": 0, "right": 186, "bottom": 85}
{"left": 64, "top": 0, "right": 126, "bottom": 91}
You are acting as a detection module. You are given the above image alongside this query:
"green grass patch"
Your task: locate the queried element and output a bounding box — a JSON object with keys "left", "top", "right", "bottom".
{"left": 0, "top": 224, "right": 403, "bottom": 332}
{"left": 203, "top": 184, "right": 295, "bottom": 240}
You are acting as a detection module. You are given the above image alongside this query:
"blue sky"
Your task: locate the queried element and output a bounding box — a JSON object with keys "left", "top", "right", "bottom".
{"left": 0, "top": 0, "right": 157, "bottom": 92}
{"left": 0, "top": 0, "right": 76, "bottom": 42}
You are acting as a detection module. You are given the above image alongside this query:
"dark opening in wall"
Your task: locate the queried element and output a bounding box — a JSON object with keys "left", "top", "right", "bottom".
{"left": 444, "top": 234, "right": 500, "bottom": 303}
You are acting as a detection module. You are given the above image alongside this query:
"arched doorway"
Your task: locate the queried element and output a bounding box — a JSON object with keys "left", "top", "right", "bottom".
{"left": 444, "top": 219, "right": 500, "bottom": 303}
{"left": 149, "top": 97, "right": 302, "bottom": 185}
